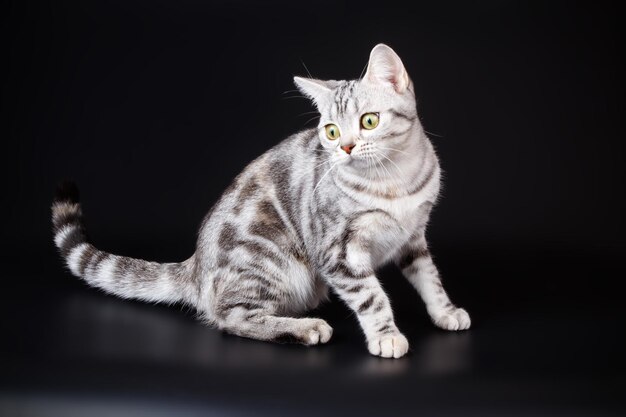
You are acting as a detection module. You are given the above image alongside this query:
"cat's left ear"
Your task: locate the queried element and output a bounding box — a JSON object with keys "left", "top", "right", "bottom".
{"left": 364, "top": 44, "right": 411, "bottom": 93}
{"left": 293, "top": 77, "right": 336, "bottom": 108}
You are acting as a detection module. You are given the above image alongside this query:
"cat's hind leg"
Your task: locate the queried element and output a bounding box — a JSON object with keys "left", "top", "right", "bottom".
{"left": 210, "top": 266, "right": 333, "bottom": 345}
{"left": 218, "top": 308, "right": 333, "bottom": 345}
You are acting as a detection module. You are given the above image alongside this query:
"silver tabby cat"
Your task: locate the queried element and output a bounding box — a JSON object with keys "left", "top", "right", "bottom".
{"left": 52, "top": 44, "right": 470, "bottom": 359}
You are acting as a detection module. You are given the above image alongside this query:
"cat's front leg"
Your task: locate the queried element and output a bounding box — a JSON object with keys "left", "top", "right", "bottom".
{"left": 395, "top": 230, "right": 471, "bottom": 331}
{"left": 328, "top": 267, "right": 408, "bottom": 358}
{"left": 323, "top": 212, "right": 409, "bottom": 358}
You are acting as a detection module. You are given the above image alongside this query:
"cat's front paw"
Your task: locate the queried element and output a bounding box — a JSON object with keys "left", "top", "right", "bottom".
{"left": 367, "top": 333, "right": 409, "bottom": 358}
{"left": 431, "top": 307, "right": 471, "bottom": 331}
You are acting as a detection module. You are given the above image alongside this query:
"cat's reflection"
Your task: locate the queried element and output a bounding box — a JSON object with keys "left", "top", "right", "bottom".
{"left": 356, "top": 330, "right": 472, "bottom": 377}
{"left": 62, "top": 291, "right": 333, "bottom": 370}
{"left": 62, "top": 291, "right": 472, "bottom": 376}
{"left": 413, "top": 331, "right": 473, "bottom": 375}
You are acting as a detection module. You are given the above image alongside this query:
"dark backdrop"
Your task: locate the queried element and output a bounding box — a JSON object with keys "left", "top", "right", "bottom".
{"left": 2, "top": 0, "right": 625, "bottom": 415}
{"left": 4, "top": 0, "right": 625, "bottom": 263}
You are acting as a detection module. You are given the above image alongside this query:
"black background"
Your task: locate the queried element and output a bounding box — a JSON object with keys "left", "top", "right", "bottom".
{"left": 2, "top": 1, "right": 625, "bottom": 416}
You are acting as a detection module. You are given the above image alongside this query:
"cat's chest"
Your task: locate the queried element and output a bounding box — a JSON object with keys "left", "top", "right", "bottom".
{"left": 385, "top": 197, "right": 429, "bottom": 229}
{"left": 362, "top": 199, "right": 432, "bottom": 267}
{"left": 372, "top": 196, "right": 432, "bottom": 247}
{"left": 340, "top": 171, "right": 440, "bottom": 229}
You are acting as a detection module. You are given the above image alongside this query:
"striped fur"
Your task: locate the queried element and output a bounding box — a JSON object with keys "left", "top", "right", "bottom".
{"left": 52, "top": 44, "right": 470, "bottom": 359}
{"left": 52, "top": 182, "right": 197, "bottom": 305}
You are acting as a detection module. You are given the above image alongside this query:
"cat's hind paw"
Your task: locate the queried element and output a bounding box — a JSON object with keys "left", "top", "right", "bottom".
{"left": 304, "top": 319, "right": 334, "bottom": 345}
{"left": 367, "top": 333, "right": 409, "bottom": 358}
{"left": 431, "top": 307, "right": 471, "bottom": 331}
{"left": 269, "top": 318, "right": 333, "bottom": 346}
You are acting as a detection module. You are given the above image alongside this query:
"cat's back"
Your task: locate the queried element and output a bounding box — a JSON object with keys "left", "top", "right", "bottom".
{"left": 196, "top": 127, "right": 319, "bottom": 247}
{"left": 241, "top": 127, "right": 319, "bottom": 182}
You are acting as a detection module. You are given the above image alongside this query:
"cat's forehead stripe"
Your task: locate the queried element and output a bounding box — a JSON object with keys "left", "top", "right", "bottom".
{"left": 331, "top": 80, "right": 358, "bottom": 117}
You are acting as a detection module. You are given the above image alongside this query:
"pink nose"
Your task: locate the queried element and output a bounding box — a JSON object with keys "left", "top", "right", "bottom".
{"left": 341, "top": 144, "right": 355, "bottom": 154}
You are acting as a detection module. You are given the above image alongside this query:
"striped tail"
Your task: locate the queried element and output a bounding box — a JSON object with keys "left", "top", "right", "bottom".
{"left": 51, "top": 181, "right": 195, "bottom": 305}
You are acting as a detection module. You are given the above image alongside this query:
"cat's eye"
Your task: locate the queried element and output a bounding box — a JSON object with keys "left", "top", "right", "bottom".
{"left": 361, "top": 113, "right": 380, "bottom": 130}
{"left": 325, "top": 124, "right": 341, "bottom": 140}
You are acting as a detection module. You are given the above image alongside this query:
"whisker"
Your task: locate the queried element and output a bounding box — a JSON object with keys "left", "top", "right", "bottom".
{"left": 282, "top": 95, "right": 308, "bottom": 101}
{"left": 313, "top": 161, "right": 338, "bottom": 194}
{"left": 358, "top": 61, "right": 368, "bottom": 81}
{"left": 379, "top": 152, "right": 406, "bottom": 178}
{"left": 311, "top": 156, "right": 332, "bottom": 170}
{"left": 424, "top": 129, "right": 444, "bottom": 138}
{"left": 303, "top": 115, "right": 321, "bottom": 125}
{"left": 371, "top": 153, "right": 384, "bottom": 184}
{"left": 293, "top": 154, "right": 331, "bottom": 183}
{"left": 374, "top": 153, "right": 394, "bottom": 181}
{"left": 373, "top": 153, "right": 403, "bottom": 189}
{"left": 300, "top": 59, "right": 313, "bottom": 78}
{"left": 378, "top": 146, "right": 411, "bottom": 156}
{"left": 367, "top": 155, "right": 376, "bottom": 193}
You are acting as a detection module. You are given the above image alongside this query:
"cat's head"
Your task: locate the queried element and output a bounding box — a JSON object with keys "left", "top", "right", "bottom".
{"left": 294, "top": 44, "right": 420, "bottom": 171}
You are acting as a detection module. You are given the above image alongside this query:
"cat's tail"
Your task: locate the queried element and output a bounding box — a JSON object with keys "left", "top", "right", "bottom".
{"left": 51, "top": 181, "right": 196, "bottom": 305}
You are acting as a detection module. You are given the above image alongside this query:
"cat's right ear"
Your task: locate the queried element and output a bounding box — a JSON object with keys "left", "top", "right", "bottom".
{"left": 293, "top": 77, "right": 333, "bottom": 108}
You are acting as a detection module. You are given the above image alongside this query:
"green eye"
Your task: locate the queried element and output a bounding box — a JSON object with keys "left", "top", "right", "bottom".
{"left": 361, "top": 113, "right": 380, "bottom": 129}
{"left": 325, "top": 124, "right": 340, "bottom": 140}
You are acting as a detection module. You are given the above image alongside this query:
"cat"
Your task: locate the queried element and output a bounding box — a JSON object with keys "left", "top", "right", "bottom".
{"left": 52, "top": 44, "right": 470, "bottom": 359}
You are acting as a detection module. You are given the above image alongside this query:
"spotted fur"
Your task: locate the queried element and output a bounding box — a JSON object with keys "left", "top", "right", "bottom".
{"left": 52, "top": 44, "right": 470, "bottom": 359}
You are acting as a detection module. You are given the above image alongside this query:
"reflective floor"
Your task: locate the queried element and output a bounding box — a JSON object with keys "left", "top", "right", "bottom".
{"left": 1, "top": 245, "right": 624, "bottom": 416}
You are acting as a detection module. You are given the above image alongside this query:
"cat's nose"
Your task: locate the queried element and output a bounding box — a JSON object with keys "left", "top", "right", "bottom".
{"left": 341, "top": 144, "right": 356, "bottom": 155}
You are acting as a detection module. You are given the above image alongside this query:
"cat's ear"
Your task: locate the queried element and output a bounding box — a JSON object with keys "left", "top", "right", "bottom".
{"left": 293, "top": 77, "right": 335, "bottom": 107}
{"left": 364, "top": 44, "right": 410, "bottom": 93}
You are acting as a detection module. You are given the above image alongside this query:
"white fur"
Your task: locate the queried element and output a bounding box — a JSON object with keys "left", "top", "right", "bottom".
{"left": 67, "top": 243, "right": 89, "bottom": 276}
{"left": 368, "top": 333, "right": 409, "bottom": 359}
{"left": 94, "top": 256, "right": 118, "bottom": 289}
